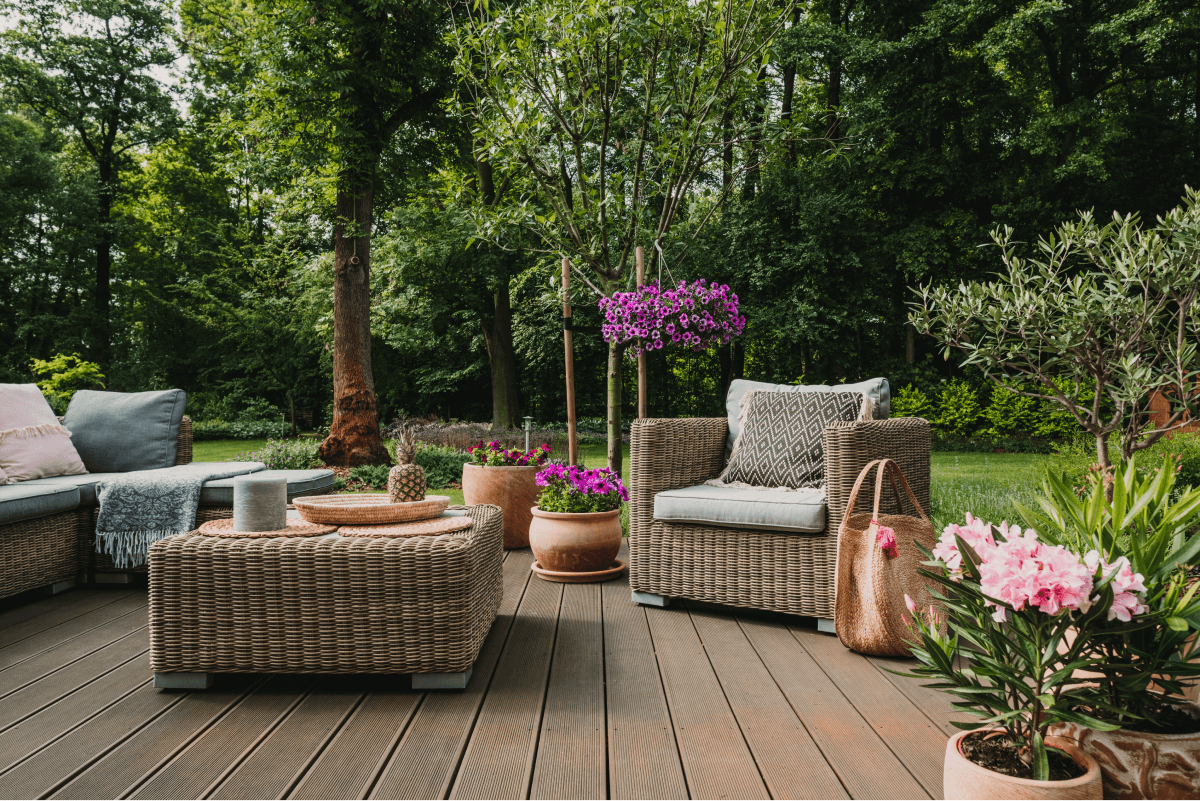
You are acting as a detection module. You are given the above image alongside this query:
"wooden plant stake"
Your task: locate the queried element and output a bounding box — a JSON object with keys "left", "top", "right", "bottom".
{"left": 636, "top": 246, "right": 648, "bottom": 419}
{"left": 562, "top": 257, "right": 579, "bottom": 465}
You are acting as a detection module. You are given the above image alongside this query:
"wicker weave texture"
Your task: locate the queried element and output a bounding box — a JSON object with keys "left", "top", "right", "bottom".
{"left": 175, "top": 416, "right": 193, "bottom": 465}
{"left": 148, "top": 504, "right": 504, "bottom": 675}
{"left": 0, "top": 510, "right": 78, "bottom": 599}
{"left": 628, "top": 416, "right": 932, "bottom": 619}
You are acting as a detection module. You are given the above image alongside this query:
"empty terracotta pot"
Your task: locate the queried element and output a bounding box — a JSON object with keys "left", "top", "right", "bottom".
{"left": 461, "top": 464, "right": 540, "bottom": 549}
{"left": 528, "top": 507, "right": 621, "bottom": 573}
{"left": 943, "top": 729, "right": 1102, "bottom": 800}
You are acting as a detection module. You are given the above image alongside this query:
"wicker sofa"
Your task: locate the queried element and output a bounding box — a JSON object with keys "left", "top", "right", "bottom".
{"left": 0, "top": 416, "right": 335, "bottom": 598}
{"left": 629, "top": 415, "right": 931, "bottom": 628}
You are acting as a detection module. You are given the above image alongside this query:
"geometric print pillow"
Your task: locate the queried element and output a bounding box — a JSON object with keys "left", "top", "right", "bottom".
{"left": 715, "top": 390, "right": 864, "bottom": 490}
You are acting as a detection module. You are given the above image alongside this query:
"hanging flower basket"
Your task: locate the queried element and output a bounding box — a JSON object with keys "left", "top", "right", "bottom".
{"left": 599, "top": 279, "right": 745, "bottom": 356}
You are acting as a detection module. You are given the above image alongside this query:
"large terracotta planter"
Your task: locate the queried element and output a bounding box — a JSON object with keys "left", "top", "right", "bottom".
{"left": 528, "top": 507, "right": 621, "bottom": 573}
{"left": 1050, "top": 702, "right": 1200, "bottom": 800}
{"left": 944, "top": 729, "right": 1102, "bottom": 800}
{"left": 461, "top": 464, "right": 540, "bottom": 549}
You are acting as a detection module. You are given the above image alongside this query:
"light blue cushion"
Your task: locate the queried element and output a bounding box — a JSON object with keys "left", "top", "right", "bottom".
{"left": 0, "top": 483, "right": 80, "bottom": 525}
{"left": 17, "top": 462, "right": 266, "bottom": 506}
{"left": 199, "top": 469, "right": 335, "bottom": 506}
{"left": 724, "top": 378, "right": 890, "bottom": 460}
{"left": 653, "top": 484, "right": 826, "bottom": 533}
{"left": 64, "top": 389, "right": 187, "bottom": 472}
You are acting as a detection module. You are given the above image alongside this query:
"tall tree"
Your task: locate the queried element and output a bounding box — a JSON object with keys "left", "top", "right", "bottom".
{"left": 0, "top": 0, "right": 178, "bottom": 363}
{"left": 454, "top": 0, "right": 794, "bottom": 472}
{"left": 186, "top": 0, "right": 454, "bottom": 465}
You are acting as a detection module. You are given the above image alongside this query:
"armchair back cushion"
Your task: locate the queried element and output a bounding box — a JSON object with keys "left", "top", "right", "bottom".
{"left": 716, "top": 390, "right": 863, "bottom": 489}
{"left": 0, "top": 384, "right": 88, "bottom": 483}
{"left": 724, "top": 378, "right": 890, "bottom": 460}
{"left": 65, "top": 389, "right": 187, "bottom": 473}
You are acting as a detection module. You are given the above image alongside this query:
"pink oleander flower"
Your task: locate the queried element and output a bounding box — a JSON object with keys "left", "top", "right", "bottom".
{"left": 874, "top": 521, "right": 898, "bottom": 558}
{"left": 905, "top": 594, "right": 917, "bottom": 614}
{"left": 1083, "top": 552, "right": 1149, "bottom": 622}
{"left": 979, "top": 533, "right": 1093, "bottom": 622}
{"left": 932, "top": 513, "right": 999, "bottom": 577}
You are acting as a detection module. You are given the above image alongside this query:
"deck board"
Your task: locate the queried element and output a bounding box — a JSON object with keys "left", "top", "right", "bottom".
{"left": 530, "top": 583, "right": 606, "bottom": 801}
{"left": 646, "top": 603, "right": 769, "bottom": 800}
{"left": 688, "top": 606, "right": 847, "bottom": 800}
{"left": 0, "top": 558, "right": 955, "bottom": 801}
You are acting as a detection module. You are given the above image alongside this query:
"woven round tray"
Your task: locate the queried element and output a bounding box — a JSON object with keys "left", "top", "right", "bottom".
{"left": 337, "top": 515, "right": 473, "bottom": 538}
{"left": 197, "top": 517, "right": 338, "bottom": 538}
{"left": 292, "top": 494, "right": 450, "bottom": 525}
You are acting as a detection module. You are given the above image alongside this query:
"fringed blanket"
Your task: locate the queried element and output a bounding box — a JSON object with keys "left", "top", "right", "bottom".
{"left": 95, "top": 463, "right": 264, "bottom": 568}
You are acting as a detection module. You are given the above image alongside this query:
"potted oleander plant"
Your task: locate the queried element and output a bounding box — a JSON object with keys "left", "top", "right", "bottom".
{"left": 902, "top": 514, "right": 1125, "bottom": 800}
{"left": 1017, "top": 458, "right": 1200, "bottom": 800}
{"left": 462, "top": 440, "right": 551, "bottom": 549}
{"left": 528, "top": 464, "right": 627, "bottom": 581}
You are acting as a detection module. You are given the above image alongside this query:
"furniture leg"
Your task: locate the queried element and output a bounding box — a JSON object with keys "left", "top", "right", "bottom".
{"left": 154, "top": 672, "right": 214, "bottom": 690}
{"left": 817, "top": 618, "right": 836, "bottom": 635}
{"left": 631, "top": 590, "right": 669, "bottom": 607}
{"left": 43, "top": 578, "right": 76, "bottom": 595}
{"left": 412, "top": 669, "right": 472, "bottom": 690}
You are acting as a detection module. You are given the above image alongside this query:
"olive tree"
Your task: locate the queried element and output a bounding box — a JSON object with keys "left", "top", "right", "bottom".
{"left": 452, "top": 0, "right": 795, "bottom": 472}
{"left": 911, "top": 187, "right": 1200, "bottom": 469}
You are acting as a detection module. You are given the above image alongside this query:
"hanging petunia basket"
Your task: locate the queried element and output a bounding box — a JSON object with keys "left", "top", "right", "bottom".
{"left": 598, "top": 279, "right": 745, "bottom": 357}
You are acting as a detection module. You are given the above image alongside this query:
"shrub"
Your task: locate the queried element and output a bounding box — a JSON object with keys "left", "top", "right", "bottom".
{"left": 349, "top": 464, "right": 392, "bottom": 490}
{"left": 935, "top": 379, "right": 982, "bottom": 436}
{"left": 415, "top": 444, "right": 471, "bottom": 488}
{"left": 890, "top": 384, "right": 934, "bottom": 419}
{"left": 192, "top": 419, "right": 292, "bottom": 441}
{"left": 232, "top": 438, "right": 322, "bottom": 470}
{"left": 980, "top": 386, "right": 1040, "bottom": 439}
{"left": 30, "top": 353, "right": 105, "bottom": 414}
{"left": 1039, "top": 432, "right": 1200, "bottom": 492}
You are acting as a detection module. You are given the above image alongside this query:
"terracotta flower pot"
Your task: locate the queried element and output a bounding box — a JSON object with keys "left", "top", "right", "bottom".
{"left": 943, "top": 729, "right": 1102, "bottom": 800}
{"left": 528, "top": 507, "right": 621, "bottom": 573}
{"left": 1050, "top": 701, "right": 1200, "bottom": 800}
{"left": 461, "top": 463, "right": 540, "bottom": 549}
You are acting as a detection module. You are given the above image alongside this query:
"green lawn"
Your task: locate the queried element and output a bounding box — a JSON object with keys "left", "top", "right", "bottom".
{"left": 193, "top": 438, "right": 1046, "bottom": 532}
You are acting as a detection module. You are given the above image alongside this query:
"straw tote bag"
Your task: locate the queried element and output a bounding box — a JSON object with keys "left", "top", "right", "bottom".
{"left": 835, "top": 459, "right": 939, "bottom": 657}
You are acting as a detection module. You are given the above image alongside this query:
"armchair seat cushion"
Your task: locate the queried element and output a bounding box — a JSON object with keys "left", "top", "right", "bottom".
{"left": 0, "top": 483, "right": 80, "bottom": 525}
{"left": 653, "top": 484, "right": 826, "bottom": 533}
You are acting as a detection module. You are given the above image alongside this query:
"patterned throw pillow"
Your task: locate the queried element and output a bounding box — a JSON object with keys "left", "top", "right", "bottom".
{"left": 714, "top": 390, "right": 864, "bottom": 490}
{"left": 0, "top": 384, "right": 88, "bottom": 483}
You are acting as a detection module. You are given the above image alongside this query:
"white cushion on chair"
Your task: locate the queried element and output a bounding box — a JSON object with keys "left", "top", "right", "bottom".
{"left": 653, "top": 484, "right": 826, "bottom": 533}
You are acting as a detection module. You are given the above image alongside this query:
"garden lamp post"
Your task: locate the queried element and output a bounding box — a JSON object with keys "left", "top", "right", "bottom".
{"left": 523, "top": 416, "right": 533, "bottom": 452}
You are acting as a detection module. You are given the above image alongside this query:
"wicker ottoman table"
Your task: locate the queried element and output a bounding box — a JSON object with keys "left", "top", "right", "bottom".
{"left": 147, "top": 505, "right": 503, "bottom": 690}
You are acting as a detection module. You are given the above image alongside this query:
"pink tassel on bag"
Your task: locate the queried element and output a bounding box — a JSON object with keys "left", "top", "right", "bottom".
{"left": 874, "top": 521, "right": 898, "bottom": 558}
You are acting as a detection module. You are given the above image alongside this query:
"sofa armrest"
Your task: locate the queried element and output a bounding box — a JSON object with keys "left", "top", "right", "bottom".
{"left": 824, "top": 417, "right": 932, "bottom": 534}
{"left": 630, "top": 417, "right": 728, "bottom": 541}
{"left": 175, "top": 416, "right": 193, "bottom": 465}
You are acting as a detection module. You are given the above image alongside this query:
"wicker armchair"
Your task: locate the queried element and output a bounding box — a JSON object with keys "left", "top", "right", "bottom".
{"left": 629, "top": 416, "right": 931, "bottom": 625}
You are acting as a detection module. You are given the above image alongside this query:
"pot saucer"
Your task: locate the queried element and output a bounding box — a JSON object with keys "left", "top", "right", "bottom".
{"left": 530, "top": 559, "right": 626, "bottom": 584}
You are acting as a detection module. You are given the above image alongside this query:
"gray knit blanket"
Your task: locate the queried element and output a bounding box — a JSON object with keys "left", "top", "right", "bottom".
{"left": 95, "top": 463, "right": 264, "bottom": 568}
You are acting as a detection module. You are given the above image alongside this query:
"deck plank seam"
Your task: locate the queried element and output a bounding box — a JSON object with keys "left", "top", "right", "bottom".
{"left": 864, "top": 657, "right": 961, "bottom": 736}
{"left": 117, "top": 677, "right": 270, "bottom": 800}
{"left": 355, "top": 691, "right": 431, "bottom": 800}
{"left": 0, "top": 627, "right": 149, "bottom": 706}
{"left": 0, "top": 604, "right": 150, "bottom": 677}
{"left": 275, "top": 690, "right": 370, "bottom": 801}
{"left": 24, "top": 682, "right": 189, "bottom": 800}
{"left": 731, "top": 614, "right": 853, "bottom": 800}
{"left": 0, "top": 645, "right": 150, "bottom": 736}
{"left": 523, "top": 581, "right": 565, "bottom": 801}
{"left": 641, "top": 604, "right": 693, "bottom": 801}
{"left": 601, "top": 583, "right": 610, "bottom": 801}
{"left": 198, "top": 678, "right": 321, "bottom": 800}
{"left": 784, "top": 623, "right": 935, "bottom": 800}
{"left": 0, "top": 589, "right": 120, "bottom": 648}
{"left": 680, "top": 601, "right": 776, "bottom": 799}
{"left": 426, "top": 561, "right": 536, "bottom": 801}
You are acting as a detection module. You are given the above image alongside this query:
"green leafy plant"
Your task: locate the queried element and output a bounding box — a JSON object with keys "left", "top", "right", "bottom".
{"left": 414, "top": 444, "right": 471, "bottom": 489}
{"left": 1016, "top": 457, "right": 1200, "bottom": 729}
{"left": 349, "top": 464, "right": 392, "bottom": 490}
{"left": 935, "top": 379, "right": 982, "bottom": 437}
{"left": 29, "top": 353, "right": 105, "bottom": 414}
{"left": 233, "top": 438, "right": 322, "bottom": 470}
{"left": 891, "top": 384, "right": 935, "bottom": 419}
{"left": 535, "top": 464, "right": 627, "bottom": 513}
{"left": 981, "top": 386, "right": 1041, "bottom": 439}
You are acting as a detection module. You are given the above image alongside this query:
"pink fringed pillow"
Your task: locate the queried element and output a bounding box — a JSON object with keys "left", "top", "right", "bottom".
{"left": 0, "top": 384, "right": 88, "bottom": 483}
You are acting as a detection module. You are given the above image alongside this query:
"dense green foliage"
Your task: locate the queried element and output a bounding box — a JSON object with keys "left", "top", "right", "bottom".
{"left": 1, "top": 0, "right": 1198, "bottom": 434}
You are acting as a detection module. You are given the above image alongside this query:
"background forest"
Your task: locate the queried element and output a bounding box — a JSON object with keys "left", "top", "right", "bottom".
{"left": 3, "top": 0, "right": 1199, "bottom": 441}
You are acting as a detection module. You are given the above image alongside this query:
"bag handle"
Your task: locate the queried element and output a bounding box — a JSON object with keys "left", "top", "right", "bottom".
{"left": 840, "top": 458, "right": 930, "bottom": 528}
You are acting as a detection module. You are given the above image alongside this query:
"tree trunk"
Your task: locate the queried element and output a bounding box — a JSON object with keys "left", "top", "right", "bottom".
{"left": 318, "top": 172, "right": 390, "bottom": 467}
{"left": 607, "top": 339, "right": 623, "bottom": 475}
{"left": 95, "top": 160, "right": 114, "bottom": 365}
{"left": 1095, "top": 432, "right": 1112, "bottom": 471}
{"left": 481, "top": 272, "right": 520, "bottom": 429}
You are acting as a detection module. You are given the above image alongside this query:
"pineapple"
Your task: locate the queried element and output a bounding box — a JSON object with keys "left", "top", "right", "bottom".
{"left": 388, "top": 422, "right": 426, "bottom": 503}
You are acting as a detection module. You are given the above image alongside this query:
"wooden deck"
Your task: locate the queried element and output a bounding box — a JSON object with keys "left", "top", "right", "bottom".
{"left": 0, "top": 545, "right": 961, "bottom": 800}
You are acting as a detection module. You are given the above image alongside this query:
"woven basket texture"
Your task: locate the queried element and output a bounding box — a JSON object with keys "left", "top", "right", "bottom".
{"left": 293, "top": 493, "right": 449, "bottom": 525}
{"left": 0, "top": 510, "right": 78, "bottom": 600}
{"left": 629, "top": 416, "right": 931, "bottom": 619}
{"left": 337, "top": 516, "right": 473, "bottom": 538}
{"left": 197, "top": 517, "right": 337, "bottom": 538}
{"left": 835, "top": 459, "right": 939, "bottom": 656}
{"left": 148, "top": 504, "right": 503, "bottom": 675}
